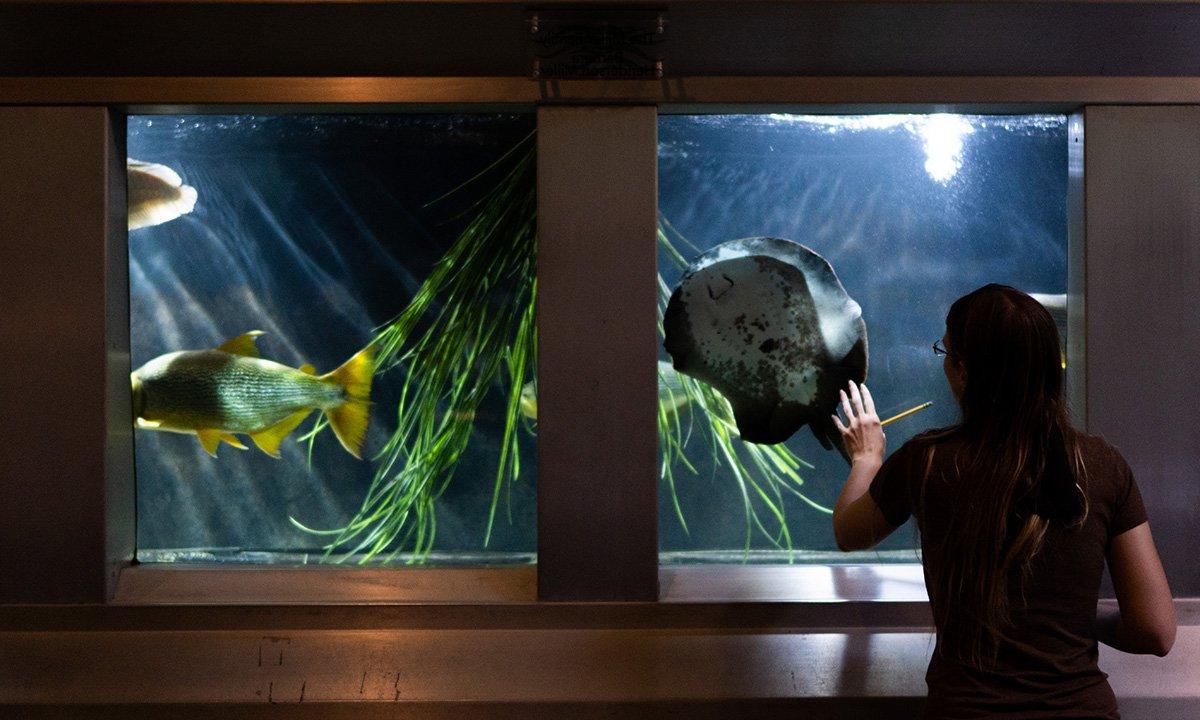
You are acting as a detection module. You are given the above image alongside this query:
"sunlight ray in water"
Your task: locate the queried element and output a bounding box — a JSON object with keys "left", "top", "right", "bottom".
{"left": 919, "top": 115, "right": 974, "bottom": 183}
{"left": 129, "top": 114, "right": 538, "bottom": 560}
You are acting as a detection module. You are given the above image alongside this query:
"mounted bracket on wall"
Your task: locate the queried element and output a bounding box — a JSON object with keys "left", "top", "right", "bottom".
{"left": 529, "top": 9, "right": 666, "bottom": 80}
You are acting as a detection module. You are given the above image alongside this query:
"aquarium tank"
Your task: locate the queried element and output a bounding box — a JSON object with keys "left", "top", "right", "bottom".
{"left": 656, "top": 113, "right": 1070, "bottom": 564}
{"left": 128, "top": 113, "right": 537, "bottom": 565}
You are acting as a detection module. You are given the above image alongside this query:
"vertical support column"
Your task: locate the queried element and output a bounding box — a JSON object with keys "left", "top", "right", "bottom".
{"left": 1084, "top": 106, "right": 1200, "bottom": 597}
{"left": 537, "top": 106, "right": 659, "bottom": 601}
{"left": 0, "top": 107, "right": 133, "bottom": 602}
{"left": 104, "top": 110, "right": 134, "bottom": 598}
{"left": 1065, "top": 111, "right": 1086, "bottom": 426}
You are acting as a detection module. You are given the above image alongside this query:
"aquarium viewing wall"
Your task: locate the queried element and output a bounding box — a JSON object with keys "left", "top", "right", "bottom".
{"left": 656, "top": 114, "right": 1070, "bottom": 564}
{"left": 128, "top": 114, "right": 537, "bottom": 565}
{"left": 127, "top": 111, "right": 1070, "bottom": 570}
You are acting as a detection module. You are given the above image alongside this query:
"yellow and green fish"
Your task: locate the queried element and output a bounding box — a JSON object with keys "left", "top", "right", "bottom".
{"left": 130, "top": 331, "right": 373, "bottom": 459}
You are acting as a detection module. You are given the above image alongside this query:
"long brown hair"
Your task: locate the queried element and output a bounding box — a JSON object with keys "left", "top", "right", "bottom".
{"left": 923, "top": 284, "right": 1087, "bottom": 668}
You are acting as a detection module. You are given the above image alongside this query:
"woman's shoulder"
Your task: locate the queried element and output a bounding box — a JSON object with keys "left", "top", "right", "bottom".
{"left": 897, "top": 428, "right": 1128, "bottom": 461}
{"left": 1071, "top": 431, "right": 1132, "bottom": 469}
{"left": 1069, "top": 432, "right": 1146, "bottom": 533}
{"left": 881, "top": 426, "right": 963, "bottom": 473}
{"left": 1070, "top": 431, "right": 1137, "bottom": 485}
{"left": 894, "top": 425, "right": 964, "bottom": 453}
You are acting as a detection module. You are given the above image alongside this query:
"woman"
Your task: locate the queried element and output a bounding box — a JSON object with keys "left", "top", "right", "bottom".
{"left": 831, "top": 284, "right": 1174, "bottom": 719}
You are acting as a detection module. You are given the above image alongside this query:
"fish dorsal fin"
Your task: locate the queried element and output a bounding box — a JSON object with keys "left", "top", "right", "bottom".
{"left": 196, "top": 428, "right": 223, "bottom": 457}
{"left": 299, "top": 363, "right": 316, "bottom": 375}
{"left": 250, "top": 409, "right": 313, "bottom": 458}
{"left": 217, "top": 330, "right": 265, "bottom": 357}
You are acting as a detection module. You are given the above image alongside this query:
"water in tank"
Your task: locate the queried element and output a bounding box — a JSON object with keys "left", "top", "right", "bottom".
{"left": 656, "top": 114, "right": 1070, "bottom": 563}
{"left": 127, "top": 114, "right": 537, "bottom": 565}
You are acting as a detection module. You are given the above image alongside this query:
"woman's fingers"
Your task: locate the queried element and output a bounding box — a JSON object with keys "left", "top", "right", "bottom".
{"left": 839, "top": 389, "right": 855, "bottom": 423}
{"left": 861, "top": 383, "right": 876, "bottom": 416}
{"left": 848, "top": 381, "right": 865, "bottom": 417}
{"left": 832, "top": 413, "right": 848, "bottom": 434}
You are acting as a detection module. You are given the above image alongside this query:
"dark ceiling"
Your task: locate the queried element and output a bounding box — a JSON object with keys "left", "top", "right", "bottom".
{"left": 0, "top": 2, "right": 1195, "bottom": 78}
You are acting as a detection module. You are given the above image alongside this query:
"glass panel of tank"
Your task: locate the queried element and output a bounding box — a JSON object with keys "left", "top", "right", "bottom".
{"left": 657, "top": 114, "right": 1069, "bottom": 564}
{"left": 128, "top": 114, "right": 537, "bottom": 565}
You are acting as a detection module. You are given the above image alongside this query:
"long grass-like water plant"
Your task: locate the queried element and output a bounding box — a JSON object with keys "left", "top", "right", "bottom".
{"left": 292, "top": 139, "right": 537, "bottom": 563}
{"left": 293, "top": 138, "right": 830, "bottom": 563}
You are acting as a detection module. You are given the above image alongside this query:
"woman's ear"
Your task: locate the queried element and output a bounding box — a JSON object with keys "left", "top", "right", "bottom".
{"left": 947, "top": 358, "right": 967, "bottom": 400}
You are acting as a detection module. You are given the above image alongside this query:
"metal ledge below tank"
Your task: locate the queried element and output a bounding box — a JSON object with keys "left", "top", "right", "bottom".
{"left": 0, "top": 603, "right": 1197, "bottom": 719}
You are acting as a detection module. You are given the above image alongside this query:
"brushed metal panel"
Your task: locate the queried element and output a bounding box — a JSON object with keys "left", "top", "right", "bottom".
{"left": 0, "top": 107, "right": 130, "bottom": 603}
{"left": 0, "top": 623, "right": 1194, "bottom": 709}
{"left": 104, "top": 109, "right": 134, "bottom": 601}
{"left": 0, "top": 628, "right": 935, "bottom": 703}
{"left": 537, "top": 106, "right": 658, "bottom": 600}
{"left": 113, "top": 566, "right": 536, "bottom": 605}
{"left": 659, "top": 564, "right": 929, "bottom": 603}
{"left": 11, "top": 76, "right": 1200, "bottom": 106}
{"left": 1083, "top": 106, "right": 1200, "bottom": 598}
{"left": 109, "top": 564, "right": 924, "bottom": 605}
{"left": 1066, "top": 111, "right": 1087, "bottom": 426}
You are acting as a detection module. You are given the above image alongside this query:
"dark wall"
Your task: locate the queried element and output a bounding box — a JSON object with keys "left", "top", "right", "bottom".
{"left": 0, "top": 107, "right": 131, "bottom": 603}
{"left": 1085, "top": 107, "right": 1200, "bottom": 598}
{"left": 3, "top": 3, "right": 1200, "bottom": 78}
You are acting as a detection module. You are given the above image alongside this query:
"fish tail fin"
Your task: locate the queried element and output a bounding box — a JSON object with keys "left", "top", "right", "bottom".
{"left": 127, "top": 184, "right": 198, "bottom": 231}
{"left": 176, "top": 183, "right": 198, "bottom": 215}
{"left": 321, "top": 346, "right": 375, "bottom": 459}
{"left": 251, "top": 409, "right": 312, "bottom": 458}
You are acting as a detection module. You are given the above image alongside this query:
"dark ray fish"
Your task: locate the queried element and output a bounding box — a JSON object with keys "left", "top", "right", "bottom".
{"left": 663, "top": 237, "right": 868, "bottom": 457}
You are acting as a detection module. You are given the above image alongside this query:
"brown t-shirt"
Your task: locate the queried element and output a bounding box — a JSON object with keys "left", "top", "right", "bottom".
{"left": 869, "top": 432, "right": 1148, "bottom": 720}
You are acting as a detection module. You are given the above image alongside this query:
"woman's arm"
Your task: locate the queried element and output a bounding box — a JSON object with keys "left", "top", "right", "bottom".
{"left": 832, "top": 457, "right": 895, "bottom": 551}
{"left": 831, "top": 382, "right": 900, "bottom": 551}
{"left": 1096, "top": 522, "right": 1175, "bottom": 656}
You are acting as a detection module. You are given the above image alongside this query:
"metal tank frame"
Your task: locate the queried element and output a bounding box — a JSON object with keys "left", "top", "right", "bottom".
{"left": 1, "top": 1, "right": 1198, "bottom": 715}
{"left": 0, "top": 90, "right": 1087, "bottom": 608}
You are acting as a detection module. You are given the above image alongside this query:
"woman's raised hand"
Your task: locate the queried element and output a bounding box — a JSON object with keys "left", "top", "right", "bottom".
{"left": 832, "top": 381, "right": 886, "bottom": 467}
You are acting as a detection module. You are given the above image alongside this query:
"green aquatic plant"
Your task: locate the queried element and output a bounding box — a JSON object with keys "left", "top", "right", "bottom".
{"left": 293, "top": 139, "right": 829, "bottom": 564}
{"left": 292, "top": 139, "right": 537, "bottom": 563}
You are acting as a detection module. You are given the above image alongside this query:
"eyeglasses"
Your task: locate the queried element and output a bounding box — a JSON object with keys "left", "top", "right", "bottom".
{"left": 932, "top": 339, "right": 955, "bottom": 358}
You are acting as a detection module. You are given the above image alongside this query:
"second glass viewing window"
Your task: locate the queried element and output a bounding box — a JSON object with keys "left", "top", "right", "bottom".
{"left": 656, "top": 114, "right": 1070, "bottom": 563}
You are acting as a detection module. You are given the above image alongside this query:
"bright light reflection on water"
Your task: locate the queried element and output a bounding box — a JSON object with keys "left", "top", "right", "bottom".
{"left": 765, "top": 113, "right": 979, "bottom": 182}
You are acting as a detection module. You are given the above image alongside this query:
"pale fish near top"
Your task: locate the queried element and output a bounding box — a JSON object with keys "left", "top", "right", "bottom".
{"left": 127, "top": 158, "right": 198, "bottom": 231}
{"left": 519, "top": 360, "right": 691, "bottom": 421}
{"left": 131, "top": 331, "right": 374, "bottom": 459}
